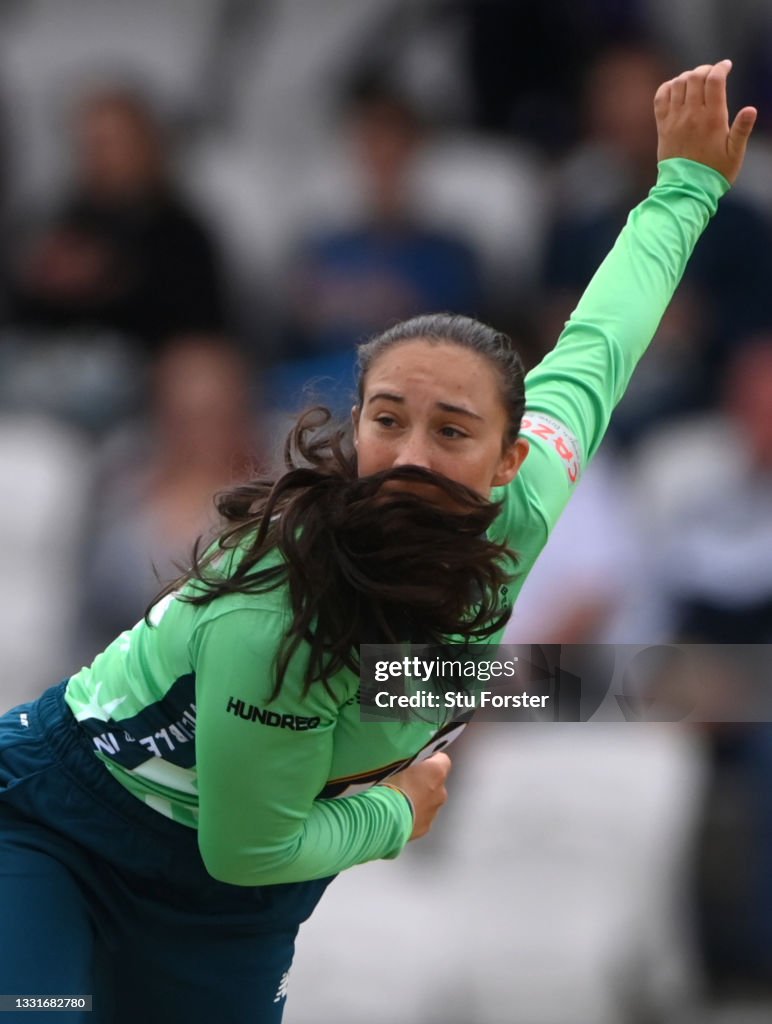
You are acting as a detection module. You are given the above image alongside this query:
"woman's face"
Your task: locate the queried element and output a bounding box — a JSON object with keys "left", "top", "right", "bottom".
{"left": 353, "top": 339, "right": 529, "bottom": 497}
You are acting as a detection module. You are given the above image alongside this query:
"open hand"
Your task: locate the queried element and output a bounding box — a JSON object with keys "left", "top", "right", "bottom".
{"left": 655, "top": 60, "right": 757, "bottom": 184}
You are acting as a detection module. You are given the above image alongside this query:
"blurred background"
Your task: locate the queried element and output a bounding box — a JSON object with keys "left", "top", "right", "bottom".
{"left": 0, "top": 0, "right": 770, "bottom": 1020}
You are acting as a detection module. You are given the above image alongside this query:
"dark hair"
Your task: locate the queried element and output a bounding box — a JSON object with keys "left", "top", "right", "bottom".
{"left": 342, "top": 71, "right": 422, "bottom": 132}
{"left": 358, "top": 313, "right": 526, "bottom": 445}
{"left": 150, "top": 314, "right": 525, "bottom": 698}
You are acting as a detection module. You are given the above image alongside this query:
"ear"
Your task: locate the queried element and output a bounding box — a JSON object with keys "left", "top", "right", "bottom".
{"left": 491, "top": 438, "right": 529, "bottom": 488}
{"left": 351, "top": 405, "right": 360, "bottom": 445}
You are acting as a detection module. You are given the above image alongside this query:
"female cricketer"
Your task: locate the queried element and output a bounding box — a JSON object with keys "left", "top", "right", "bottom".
{"left": 0, "top": 61, "right": 756, "bottom": 1023}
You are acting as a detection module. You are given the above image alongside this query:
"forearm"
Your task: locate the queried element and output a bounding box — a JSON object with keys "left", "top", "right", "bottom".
{"left": 524, "top": 157, "right": 730, "bottom": 464}
{"left": 199, "top": 785, "right": 413, "bottom": 887}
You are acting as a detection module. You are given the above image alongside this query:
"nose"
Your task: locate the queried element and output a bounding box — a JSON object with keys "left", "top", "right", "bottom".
{"left": 392, "top": 430, "right": 432, "bottom": 471}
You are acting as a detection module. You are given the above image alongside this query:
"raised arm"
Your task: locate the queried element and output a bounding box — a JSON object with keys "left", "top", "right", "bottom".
{"left": 527, "top": 60, "right": 755, "bottom": 464}
{"left": 493, "top": 61, "right": 756, "bottom": 555}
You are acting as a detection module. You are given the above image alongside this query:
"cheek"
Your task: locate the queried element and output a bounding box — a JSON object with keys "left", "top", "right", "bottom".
{"left": 436, "top": 445, "right": 499, "bottom": 490}
{"left": 355, "top": 430, "right": 387, "bottom": 475}
{"left": 475, "top": 446, "right": 511, "bottom": 491}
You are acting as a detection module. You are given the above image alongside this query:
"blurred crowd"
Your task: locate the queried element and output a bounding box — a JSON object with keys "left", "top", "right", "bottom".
{"left": 1, "top": 1, "right": 771, "bottom": 1022}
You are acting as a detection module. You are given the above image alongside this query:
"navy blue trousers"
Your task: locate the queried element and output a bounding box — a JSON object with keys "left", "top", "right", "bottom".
{"left": 0, "top": 683, "right": 334, "bottom": 1023}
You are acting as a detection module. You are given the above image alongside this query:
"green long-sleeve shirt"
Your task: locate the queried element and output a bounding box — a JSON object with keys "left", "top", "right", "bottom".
{"left": 64, "top": 158, "right": 729, "bottom": 886}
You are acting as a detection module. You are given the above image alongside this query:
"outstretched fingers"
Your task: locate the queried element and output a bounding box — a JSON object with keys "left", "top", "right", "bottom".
{"left": 654, "top": 79, "right": 672, "bottom": 120}
{"left": 654, "top": 58, "right": 756, "bottom": 183}
{"left": 668, "top": 61, "right": 730, "bottom": 114}
{"left": 670, "top": 73, "right": 688, "bottom": 107}
{"left": 704, "top": 59, "right": 732, "bottom": 118}
{"left": 685, "top": 64, "right": 714, "bottom": 106}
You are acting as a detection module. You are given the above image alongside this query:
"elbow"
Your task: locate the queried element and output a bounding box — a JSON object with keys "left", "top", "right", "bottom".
{"left": 197, "top": 831, "right": 306, "bottom": 888}
{"left": 198, "top": 836, "right": 255, "bottom": 886}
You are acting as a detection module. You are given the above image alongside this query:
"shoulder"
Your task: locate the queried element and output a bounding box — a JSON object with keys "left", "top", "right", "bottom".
{"left": 186, "top": 581, "right": 292, "bottom": 644}
{"left": 188, "top": 589, "right": 358, "bottom": 713}
{"left": 488, "top": 411, "right": 584, "bottom": 559}
{"left": 145, "top": 543, "right": 292, "bottom": 650}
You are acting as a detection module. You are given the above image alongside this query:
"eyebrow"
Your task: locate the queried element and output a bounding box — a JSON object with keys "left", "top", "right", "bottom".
{"left": 366, "top": 391, "right": 484, "bottom": 421}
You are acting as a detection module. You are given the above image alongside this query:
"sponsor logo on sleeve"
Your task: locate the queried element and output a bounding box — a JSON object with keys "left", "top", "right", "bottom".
{"left": 519, "top": 412, "right": 582, "bottom": 483}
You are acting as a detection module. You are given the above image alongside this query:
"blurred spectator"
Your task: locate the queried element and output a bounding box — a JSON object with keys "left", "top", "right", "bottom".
{"left": 503, "top": 447, "right": 640, "bottom": 645}
{"left": 0, "top": 413, "right": 91, "bottom": 710}
{"left": 77, "top": 336, "right": 263, "bottom": 658}
{"left": 457, "top": 0, "right": 649, "bottom": 152}
{"left": 694, "top": 720, "right": 772, "bottom": 1000}
{"left": 0, "top": 74, "right": 9, "bottom": 324}
{"left": 270, "top": 79, "right": 483, "bottom": 413}
{"left": 630, "top": 336, "right": 772, "bottom": 998}
{"left": 541, "top": 43, "right": 772, "bottom": 445}
{"left": 631, "top": 336, "right": 772, "bottom": 642}
{"left": 6, "top": 87, "right": 226, "bottom": 353}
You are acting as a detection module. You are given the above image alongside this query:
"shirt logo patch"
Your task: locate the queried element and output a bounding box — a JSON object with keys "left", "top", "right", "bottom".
{"left": 226, "top": 696, "right": 320, "bottom": 731}
{"left": 519, "top": 412, "right": 582, "bottom": 483}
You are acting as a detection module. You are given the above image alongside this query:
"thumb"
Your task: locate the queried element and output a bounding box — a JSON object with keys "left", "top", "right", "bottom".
{"left": 729, "top": 105, "right": 758, "bottom": 156}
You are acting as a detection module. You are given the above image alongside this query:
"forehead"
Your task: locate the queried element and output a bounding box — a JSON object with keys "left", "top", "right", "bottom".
{"left": 363, "top": 339, "right": 500, "bottom": 401}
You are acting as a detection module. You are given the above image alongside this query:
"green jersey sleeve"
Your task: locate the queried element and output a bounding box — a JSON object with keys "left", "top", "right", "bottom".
{"left": 192, "top": 606, "right": 413, "bottom": 887}
{"left": 489, "top": 158, "right": 730, "bottom": 580}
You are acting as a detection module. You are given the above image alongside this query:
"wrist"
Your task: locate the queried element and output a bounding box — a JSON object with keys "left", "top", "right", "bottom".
{"left": 378, "top": 782, "right": 415, "bottom": 825}
{"left": 656, "top": 157, "right": 731, "bottom": 196}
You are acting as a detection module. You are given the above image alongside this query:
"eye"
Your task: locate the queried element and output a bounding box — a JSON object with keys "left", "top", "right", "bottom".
{"left": 374, "top": 414, "right": 398, "bottom": 428}
{"left": 439, "top": 425, "right": 467, "bottom": 439}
